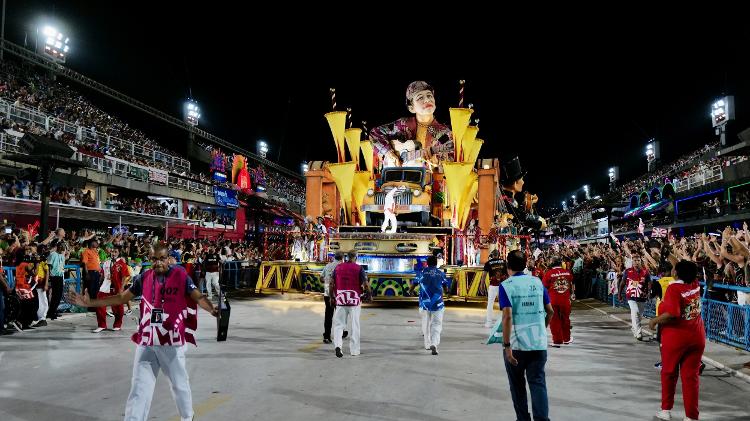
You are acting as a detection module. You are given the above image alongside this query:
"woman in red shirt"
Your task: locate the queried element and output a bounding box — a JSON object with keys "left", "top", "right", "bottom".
{"left": 649, "top": 260, "right": 705, "bottom": 421}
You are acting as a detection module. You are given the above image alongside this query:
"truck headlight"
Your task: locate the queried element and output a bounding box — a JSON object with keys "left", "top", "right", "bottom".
{"left": 367, "top": 189, "right": 374, "bottom": 197}
{"left": 413, "top": 189, "right": 421, "bottom": 197}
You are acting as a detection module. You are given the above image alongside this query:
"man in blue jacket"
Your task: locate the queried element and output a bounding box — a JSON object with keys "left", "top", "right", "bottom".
{"left": 409, "top": 256, "right": 450, "bottom": 355}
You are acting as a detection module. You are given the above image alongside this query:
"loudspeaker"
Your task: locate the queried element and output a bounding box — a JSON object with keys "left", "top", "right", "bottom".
{"left": 20, "top": 133, "right": 75, "bottom": 158}
{"left": 216, "top": 289, "right": 231, "bottom": 342}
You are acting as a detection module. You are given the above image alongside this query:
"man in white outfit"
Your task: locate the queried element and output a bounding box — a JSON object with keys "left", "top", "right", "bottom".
{"left": 68, "top": 246, "right": 218, "bottom": 421}
{"left": 408, "top": 256, "right": 449, "bottom": 355}
{"left": 381, "top": 187, "right": 404, "bottom": 233}
{"left": 202, "top": 246, "right": 221, "bottom": 301}
{"left": 330, "top": 252, "right": 371, "bottom": 357}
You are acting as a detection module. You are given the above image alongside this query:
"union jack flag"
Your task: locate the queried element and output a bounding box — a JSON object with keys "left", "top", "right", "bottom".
{"left": 651, "top": 227, "right": 668, "bottom": 238}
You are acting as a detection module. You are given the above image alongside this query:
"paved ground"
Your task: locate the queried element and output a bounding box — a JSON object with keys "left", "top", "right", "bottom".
{"left": 1, "top": 296, "right": 749, "bottom": 421}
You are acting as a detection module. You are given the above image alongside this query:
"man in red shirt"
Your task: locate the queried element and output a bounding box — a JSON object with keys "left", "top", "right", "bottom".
{"left": 649, "top": 260, "right": 705, "bottom": 421}
{"left": 619, "top": 255, "right": 650, "bottom": 340}
{"left": 542, "top": 258, "right": 575, "bottom": 346}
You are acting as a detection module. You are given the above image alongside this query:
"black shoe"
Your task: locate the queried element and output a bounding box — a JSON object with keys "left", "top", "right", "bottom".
{"left": 699, "top": 362, "right": 706, "bottom": 375}
{"left": 323, "top": 338, "right": 332, "bottom": 344}
{"left": 342, "top": 331, "right": 349, "bottom": 339}
{"left": 35, "top": 320, "right": 48, "bottom": 327}
{"left": 335, "top": 347, "right": 343, "bottom": 358}
{"left": 430, "top": 345, "right": 438, "bottom": 356}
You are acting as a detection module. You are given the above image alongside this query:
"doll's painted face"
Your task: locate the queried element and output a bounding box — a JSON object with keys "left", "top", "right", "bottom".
{"left": 408, "top": 90, "right": 436, "bottom": 116}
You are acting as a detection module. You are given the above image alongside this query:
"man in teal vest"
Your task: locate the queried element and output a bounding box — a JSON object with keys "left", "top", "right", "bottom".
{"left": 500, "top": 249, "right": 554, "bottom": 421}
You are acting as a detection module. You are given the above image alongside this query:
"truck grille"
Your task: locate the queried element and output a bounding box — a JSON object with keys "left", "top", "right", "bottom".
{"left": 375, "top": 191, "right": 412, "bottom": 206}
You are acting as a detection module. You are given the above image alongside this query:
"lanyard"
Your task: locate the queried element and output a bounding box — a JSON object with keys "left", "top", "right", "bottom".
{"left": 151, "top": 271, "right": 166, "bottom": 309}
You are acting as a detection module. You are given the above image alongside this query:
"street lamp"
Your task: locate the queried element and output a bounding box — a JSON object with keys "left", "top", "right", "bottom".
{"left": 184, "top": 100, "right": 200, "bottom": 126}
{"left": 39, "top": 25, "right": 69, "bottom": 63}
{"left": 257, "top": 140, "right": 269, "bottom": 159}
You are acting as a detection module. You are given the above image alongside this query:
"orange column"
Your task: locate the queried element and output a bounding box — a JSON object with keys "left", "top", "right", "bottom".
{"left": 305, "top": 169, "right": 326, "bottom": 219}
{"left": 477, "top": 165, "right": 498, "bottom": 264}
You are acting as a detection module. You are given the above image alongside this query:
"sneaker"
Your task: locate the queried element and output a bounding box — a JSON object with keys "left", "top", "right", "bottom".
{"left": 335, "top": 347, "right": 343, "bottom": 358}
{"left": 654, "top": 361, "right": 662, "bottom": 370}
{"left": 112, "top": 327, "right": 121, "bottom": 331}
{"left": 683, "top": 417, "right": 698, "bottom": 421}
{"left": 35, "top": 320, "right": 48, "bottom": 327}
{"left": 563, "top": 338, "right": 573, "bottom": 345}
{"left": 430, "top": 345, "right": 438, "bottom": 356}
{"left": 107, "top": 311, "right": 114, "bottom": 318}
{"left": 125, "top": 309, "right": 133, "bottom": 316}
{"left": 92, "top": 327, "right": 105, "bottom": 333}
{"left": 323, "top": 338, "right": 332, "bottom": 344}
{"left": 655, "top": 409, "right": 671, "bottom": 420}
{"left": 635, "top": 335, "right": 644, "bottom": 341}
{"left": 699, "top": 362, "right": 706, "bottom": 375}
{"left": 342, "top": 331, "right": 349, "bottom": 339}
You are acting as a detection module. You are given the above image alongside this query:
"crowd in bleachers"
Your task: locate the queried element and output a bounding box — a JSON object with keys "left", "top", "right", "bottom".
{"left": 0, "top": 58, "right": 305, "bottom": 210}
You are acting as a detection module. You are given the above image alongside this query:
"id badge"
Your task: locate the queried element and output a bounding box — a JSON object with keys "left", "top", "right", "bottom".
{"left": 150, "top": 308, "right": 164, "bottom": 328}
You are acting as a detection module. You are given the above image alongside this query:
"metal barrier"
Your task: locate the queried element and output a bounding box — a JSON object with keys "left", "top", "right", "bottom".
{"left": 594, "top": 278, "right": 750, "bottom": 351}
{"left": 220, "top": 260, "right": 257, "bottom": 290}
{"left": 3, "top": 264, "right": 82, "bottom": 313}
{"left": 702, "top": 284, "right": 750, "bottom": 351}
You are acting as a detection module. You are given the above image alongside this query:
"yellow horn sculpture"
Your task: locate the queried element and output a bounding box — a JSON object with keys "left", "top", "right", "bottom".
{"left": 344, "top": 128, "right": 362, "bottom": 167}
{"left": 442, "top": 162, "right": 475, "bottom": 228}
{"left": 324, "top": 111, "right": 348, "bottom": 163}
{"left": 449, "top": 107, "right": 474, "bottom": 162}
{"left": 458, "top": 173, "right": 479, "bottom": 229}
{"left": 464, "top": 138, "right": 484, "bottom": 165}
{"left": 352, "top": 171, "right": 371, "bottom": 225}
{"left": 460, "top": 126, "right": 479, "bottom": 162}
{"left": 359, "top": 140, "right": 375, "bottom": 175}
{"left": 326, "top": 161, "right": 357, "bottom": 224}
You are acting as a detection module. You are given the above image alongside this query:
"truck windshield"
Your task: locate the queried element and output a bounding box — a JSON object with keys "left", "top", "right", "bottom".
{"left": 383, "top": 170, "right": 422, "bottom": 184}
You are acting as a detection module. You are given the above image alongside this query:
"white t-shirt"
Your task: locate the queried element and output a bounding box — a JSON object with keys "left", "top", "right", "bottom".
{"left": 99, "top": 259, "right": 113, "bottom": 292}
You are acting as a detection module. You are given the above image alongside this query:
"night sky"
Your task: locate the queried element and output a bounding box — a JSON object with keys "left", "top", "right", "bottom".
{"left": 6, "top": 2, "right": 750, "bottom": 213}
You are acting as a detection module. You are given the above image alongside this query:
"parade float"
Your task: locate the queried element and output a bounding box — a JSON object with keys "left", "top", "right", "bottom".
{"left": 256, "top": 81, "right": 534, "bottom": 301}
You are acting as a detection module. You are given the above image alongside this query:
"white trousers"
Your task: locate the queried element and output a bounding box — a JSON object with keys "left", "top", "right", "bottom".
{"left": 421, "top": 308, "right": 444, "bottom": 349}
{"left": 486, "top": 285, "right": 500, "bottom": 324}
{"left": 205, "top": 272, "right": 220, "bottom": 299}
{"left": 333, "top": 305, "right": 360, "bottom": 355}
{"left": 737, "top": 291, "right": 749, "bottom": 306}
{"left": 381, "top": 212, "right": 397, "bottom": 233}
{"left": 628, "top": 300, "right": 645, "bottom": 338}
{"left": 124, "top": 345, "right": 193, "bottom": 421}
{"left": 36, "top": 288, "right": 49, "bottom": 321}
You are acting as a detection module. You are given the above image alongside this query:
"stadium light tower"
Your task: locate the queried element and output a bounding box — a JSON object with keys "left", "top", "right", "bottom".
{"left": 257, "top": 140, "right": 269, "bottom": 159}
{"left": 571, "top": 194, "right": 577, "bottom": 207}
{"left": 184, "top": 100, "right": 201, "bottom": 127}
{"left": 583, "top": 185, "right": 590, "bottom": 200}
{"left": 646, "top": 139, "right": 660, "bottom": 172}
{"left": 38, "top": 25, "right": 70, "bottom": 63}
{"left": 301, "top": 162, "right": 309, "bottom": 174}
{"left": 608, "top": 166, "right": 619, "bottom": 192}
{"left": 711, "top": 96, "right": 735, "bottom": 146}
